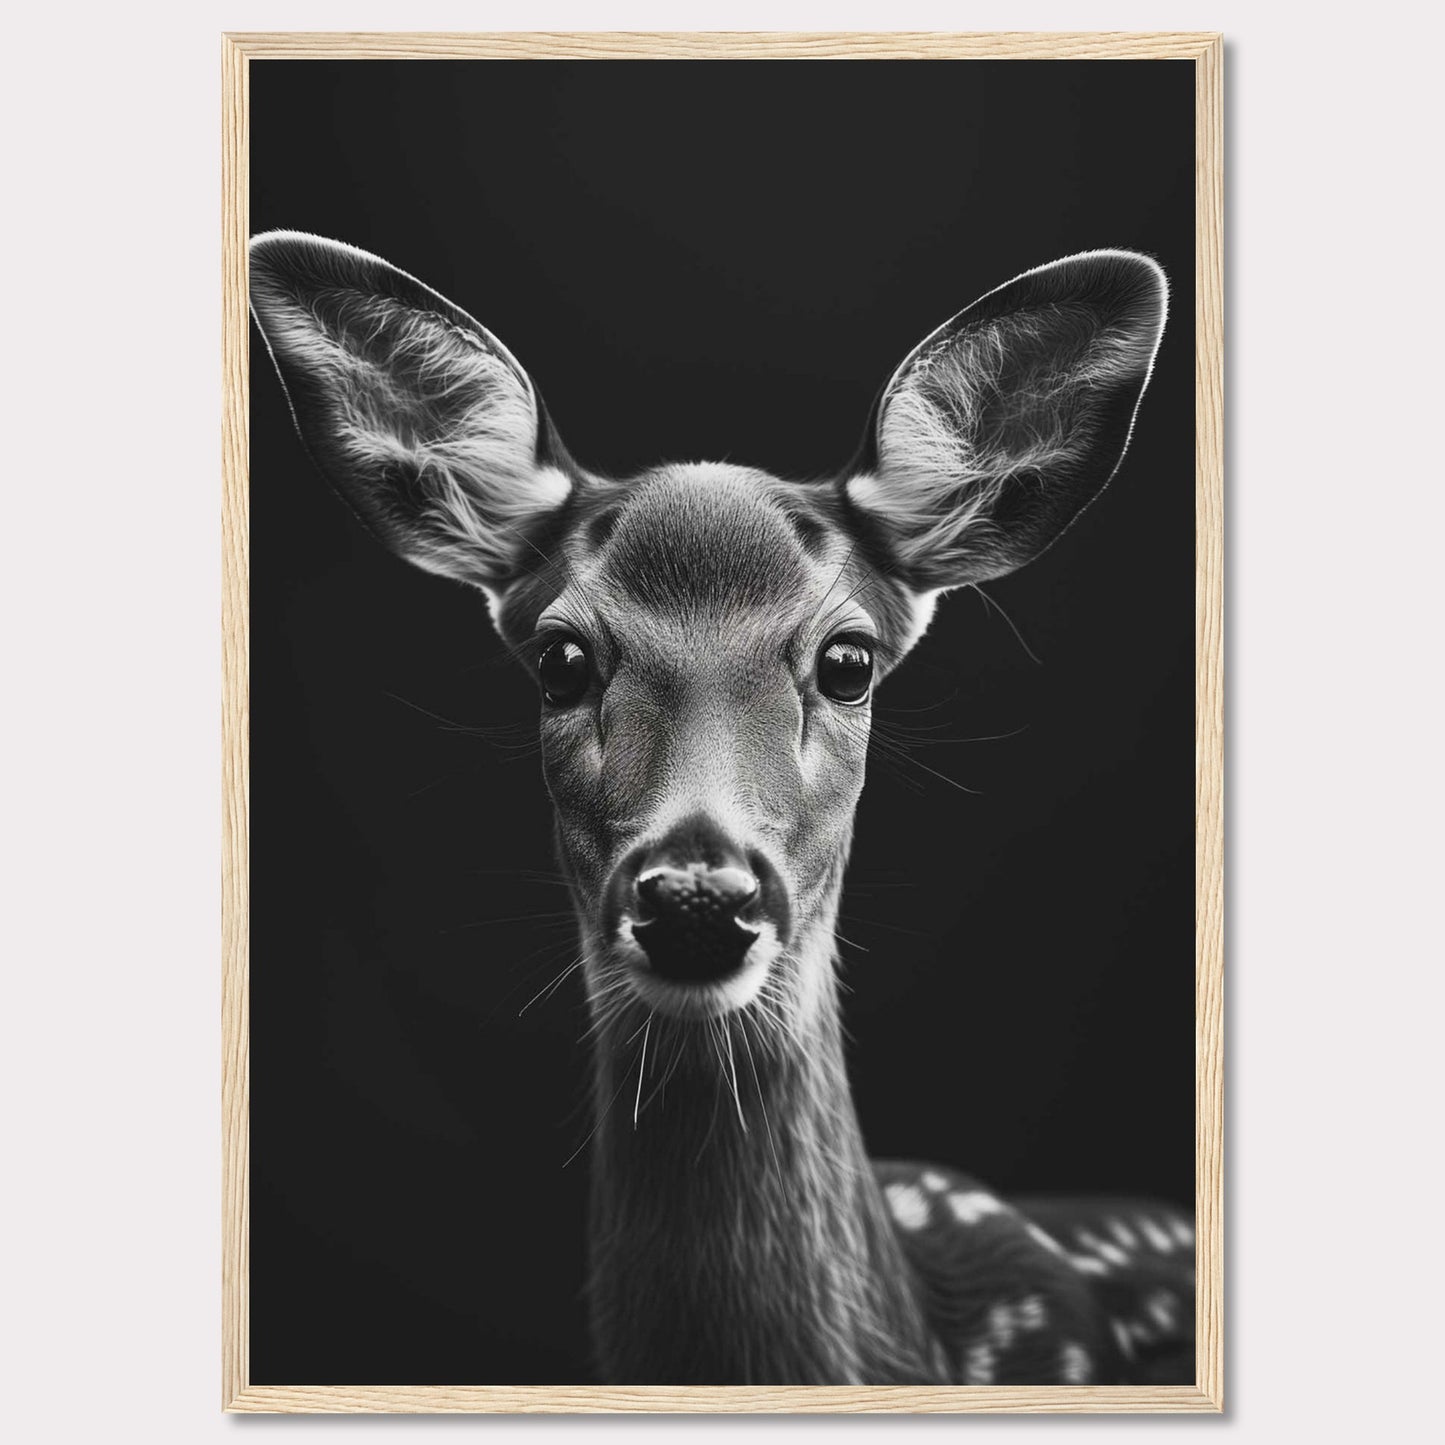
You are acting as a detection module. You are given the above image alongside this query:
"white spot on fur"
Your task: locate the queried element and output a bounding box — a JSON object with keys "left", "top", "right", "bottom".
{"left": 1077, "top": 1228, "right": 1131, "bottom": 1267}
{"left": 1015, "top": 1294, "right": 1048, "bottom": 1331}
{"left": 1169, "top": 1216, "right": 1195, "bottom": 1247}
{"left": 947, "top": 1190, "right": 1004, "bottom": 1225}
{"left": 885, "top": 1182, "right": 930, "bottom": 1231}
{"left": 963, "top": 1341, "right": 996, "bottom": 1384}
{"left": 1111, "top": 1319, "right": 1136, "bottom": 1360}
{"left": 1060, "top": 1342, "right": 1092, "bottom": 1383}
{"left": 1139, "top": 1216, "right": 1175, "bottom": 1252}
{"left": 987, "top": 1304, "right": 1017, "bottom": 1349}
{"left": 1108, "top": 1216, "right": 1138, "bottom": 1249}
{"left": 1146, "top": 1290, "right": 1178, "bottom": 1330}
{"left": 1026, "top": 1222, "right": 1065, "bottom": 1256}
{"left": 1068, "top": 1253, "right": 1109, "bottom": 1276}
{"left": 920, "top": 1170, "right": 949, "bottom": 1192}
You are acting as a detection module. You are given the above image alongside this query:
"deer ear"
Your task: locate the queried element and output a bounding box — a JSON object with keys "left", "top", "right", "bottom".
{"left": 249, "top": 230, "right": 572, "bottom": 597}
{"left": 846, "top": 250, "right": 1167, "bottom": 589}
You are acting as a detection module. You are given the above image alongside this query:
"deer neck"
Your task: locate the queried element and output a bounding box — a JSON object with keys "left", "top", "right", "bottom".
{"left": 584, "top": 925, "right": 938, "bottom": 1385}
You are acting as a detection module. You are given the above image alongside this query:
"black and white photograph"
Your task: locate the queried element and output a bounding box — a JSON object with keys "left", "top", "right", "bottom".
{"left": 241, "top": 43, "right": 1209, "bottom": 1398}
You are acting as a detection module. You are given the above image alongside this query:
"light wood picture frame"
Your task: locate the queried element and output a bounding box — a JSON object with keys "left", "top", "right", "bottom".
{"left": 222, "top": 30, "right": 1222, "bottom": 1414}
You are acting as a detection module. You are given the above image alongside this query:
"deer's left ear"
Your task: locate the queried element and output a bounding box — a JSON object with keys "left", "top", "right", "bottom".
{"left": 846, "top": 250, "right": 1167, "bottom": 589}
{"left": 249, "top": 230, "right": 573, "bottom": 601}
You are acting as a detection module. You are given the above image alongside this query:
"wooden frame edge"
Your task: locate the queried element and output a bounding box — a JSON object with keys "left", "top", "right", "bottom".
{"left": 1193, "top": 31, "right": 1226, "bottom": 1416}
{"left": 220, "top": 30, "right": 250, "bottom": 1414}
{"left": 220, "top": 31, "right": 1224, "bottom": 1415}
{"left": 221, "top": 30, "right": 1222, "bottom": 61}
{"left": 225, "top": 1384, "right": 1221, "bottom": 1414}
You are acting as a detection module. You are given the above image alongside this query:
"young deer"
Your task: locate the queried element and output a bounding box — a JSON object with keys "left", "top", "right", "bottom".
{"left": 250, "top": 232, "right": 1194, "bottom": 1386}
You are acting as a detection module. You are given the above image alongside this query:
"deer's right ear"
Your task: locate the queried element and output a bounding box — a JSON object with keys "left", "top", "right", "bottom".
{"left": 249, "top": 230, "right": 572, "bottom": 598}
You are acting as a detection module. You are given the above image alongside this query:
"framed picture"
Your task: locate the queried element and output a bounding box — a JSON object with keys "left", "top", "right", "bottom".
{"left": 222, "top": 30, "right": 1222, "bottom": 1413}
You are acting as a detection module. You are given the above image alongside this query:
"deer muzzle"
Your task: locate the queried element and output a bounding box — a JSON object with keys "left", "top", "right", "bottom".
{"left": 609, "top": 812, "right": 789, "bottom": 991}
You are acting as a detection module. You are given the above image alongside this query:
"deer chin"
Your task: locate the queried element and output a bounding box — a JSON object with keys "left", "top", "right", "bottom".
{"left": 607, "top": 918, "right": 780, "bottom": 1021}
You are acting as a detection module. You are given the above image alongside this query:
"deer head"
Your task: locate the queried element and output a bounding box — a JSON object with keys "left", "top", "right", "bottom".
{"left": 250, "top": 232, "right": 1166, "bottom": 1057}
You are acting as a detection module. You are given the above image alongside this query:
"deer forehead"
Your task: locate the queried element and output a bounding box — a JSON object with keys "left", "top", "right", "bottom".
{"left": 592, "top": 464, "right": 838, "bottom": 610}
{"left": 556, "top": 464, "right": 871, "bottom": 657}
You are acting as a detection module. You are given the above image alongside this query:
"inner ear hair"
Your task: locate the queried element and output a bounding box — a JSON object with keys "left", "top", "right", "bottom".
{"left": 850, "top": 249, "right": 1167, "bottom": 590}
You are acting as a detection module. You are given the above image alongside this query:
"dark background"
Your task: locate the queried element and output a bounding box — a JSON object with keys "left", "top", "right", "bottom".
{"left": 250, "top": 59, "right": 1195, "bottom": 1385}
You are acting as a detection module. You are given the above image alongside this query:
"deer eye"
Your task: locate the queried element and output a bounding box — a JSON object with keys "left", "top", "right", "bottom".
{"left": 538, "top": 638, "right": 590, "bottom": 707}
{"left": 817, "top": 638, "right": 874, "bottom": 705}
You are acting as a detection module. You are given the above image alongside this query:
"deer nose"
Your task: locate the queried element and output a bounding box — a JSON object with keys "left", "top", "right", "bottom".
{"left": 637, "top": 864, "right": 759, "bottom": 922}
{"left": 632, "top": 861, "right": 762, "bottom": 983}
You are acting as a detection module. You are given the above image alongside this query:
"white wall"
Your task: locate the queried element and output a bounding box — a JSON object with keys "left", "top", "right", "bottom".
{"left": 2, "top": 0, "right": 1439, "bottom": 1439}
